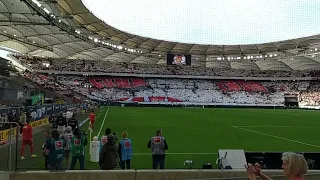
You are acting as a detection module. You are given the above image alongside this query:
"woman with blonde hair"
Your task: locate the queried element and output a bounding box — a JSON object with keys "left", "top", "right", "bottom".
{"left": 246, "top": 152, "right": 308, "bottom": 180}
{"left": 118, "top": 131, "right": 132, "bottom": 169}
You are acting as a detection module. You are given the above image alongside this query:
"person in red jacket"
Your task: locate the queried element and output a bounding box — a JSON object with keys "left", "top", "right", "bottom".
{"left": 89, "top": 110, "right": 96, "bottom": 130}
{"left": 20, "top": 120, "right": 36, "bottom": 160}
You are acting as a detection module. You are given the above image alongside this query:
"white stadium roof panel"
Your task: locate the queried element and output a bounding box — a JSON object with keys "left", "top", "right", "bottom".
{"left": 0, "top": 0, "right": 319, "bottom": 71}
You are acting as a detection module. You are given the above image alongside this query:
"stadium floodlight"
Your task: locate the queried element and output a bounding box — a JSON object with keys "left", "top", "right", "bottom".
{"left": 237, "top": 57, "right": 241, "bottom": 59}
{"left": 227, "top": 57, "right": 230, "bottom": 60}
{"left": 94, "top": 38, "right": 98, "bottom": 42}
{"left": 244, "top": 57, "right": 246, "bottom": 59}
{"left": 58, "top": 20, "right": 61, "bottom": 23}
{"left": 265, "top": 55, "right": 268, "bottom": 57}
{"left": 315, "top": 48, "right": 318, "bottom": 51}
{"left": 260, "top": 55, "right": 263, "bottom": 58}
{"left": 270, "top": 55, "right": 273, "bottom": 57}
{"left": 43, "top": 8, "right": 50, "bottom": 14}
{"left": 33, "top": 41, "right": 35, "bottom": 44}
{"left": 274, "top": 54, "right": 277, "bottom": 56}
{"left": 118, "top": 46, "right": 123, "bottom": 50}
{"left": 3, "top": 31, "right": 6, "bottom": 33}
{"left": 32, "top": 0, "right": 41, "bottom": 7}
{"left": 13, "top": 34, "right": 16, "bottom": 37}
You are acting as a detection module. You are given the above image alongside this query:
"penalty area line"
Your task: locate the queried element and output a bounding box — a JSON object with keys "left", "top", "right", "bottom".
{"left": 232, "top": 126, "right": 320, "bottom": 148}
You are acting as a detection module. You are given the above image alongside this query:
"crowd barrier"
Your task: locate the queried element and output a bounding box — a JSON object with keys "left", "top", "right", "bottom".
{"left": 3, "top": 170, "right": 320, "bottom": 180}
{"left": 0, "top": 117, "right": 49, "bottom": 145}
{"left": 0, "top": 103, "right": 83, "bottom": 145}
{"left": 108, "top": 101, "right": 320, "bottom": 111}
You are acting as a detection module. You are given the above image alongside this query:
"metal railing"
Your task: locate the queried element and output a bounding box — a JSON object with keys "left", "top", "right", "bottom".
{"left": 0, "top": 122, "right": 19, "bottom": 172}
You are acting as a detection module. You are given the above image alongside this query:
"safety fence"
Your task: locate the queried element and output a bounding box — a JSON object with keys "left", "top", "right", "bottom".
{"left": 0, "top": 103, "right": 82, "bottom": 145}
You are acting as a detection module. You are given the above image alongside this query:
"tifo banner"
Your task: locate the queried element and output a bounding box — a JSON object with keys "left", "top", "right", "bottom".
{"left": 0, "top": 127, "right": 17, "bottom": 145}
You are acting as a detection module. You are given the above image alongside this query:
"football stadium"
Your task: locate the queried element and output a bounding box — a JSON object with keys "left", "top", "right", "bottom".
{"left": 0, "top": 0, "right": 320, "bottom": 180}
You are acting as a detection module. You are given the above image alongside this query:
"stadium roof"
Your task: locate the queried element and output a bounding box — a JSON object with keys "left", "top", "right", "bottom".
{"left": 0, "top": 0, "right": 320, "bottom": 70}
{"left": 83, "top": 0, "right": 320, "bottom": 45}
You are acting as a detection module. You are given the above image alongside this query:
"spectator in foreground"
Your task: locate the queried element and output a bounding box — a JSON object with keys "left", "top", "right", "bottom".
{"left": 45, "top": 130, "right": 65, "bottom": 171}
{"left": 99, "top": 135, "right": 118, "bottom": 170}
{"left": 246, "top": 152, "right": 308, "bottom": 180}
{"left": 69, "top": 128, "right": 87, "bottom": 170}
{"left": 42, "top": 130, "right": 51, "bottom": 170}
{"left": 147, "top": 129, "right": 169, "bottom": 169}
{"left": 118, "top": 131, "right": 132, "bottom": 169}
{"left": 100, "top": 128, "right": 111, "bottom": 149}
{"left": 62, "top": 126, "right": 74, "bottom": 169}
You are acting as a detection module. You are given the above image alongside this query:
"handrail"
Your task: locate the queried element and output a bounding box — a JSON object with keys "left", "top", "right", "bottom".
{"left": 0, "top": 122, "right": 19, "bottom": 172}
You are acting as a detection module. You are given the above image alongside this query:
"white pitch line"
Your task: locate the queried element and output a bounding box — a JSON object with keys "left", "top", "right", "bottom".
{"left": 96, "top": 106, "right": 105, "bottom": 118}
{"left": 232, "top": 126, "right": 320, "bottom": 148}
{"left": 134, "top": 153, "right": 217, "bottom": 155}
{"left": 235, "top": 126, "right": 318, "bottom": 128}
{"left": 97, "top": 106, "right": 110, "bottom": 137}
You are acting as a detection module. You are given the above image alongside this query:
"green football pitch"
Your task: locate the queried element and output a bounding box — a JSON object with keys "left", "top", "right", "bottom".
{"left": 10, "top": 106, "right": 320, "bottom": 170}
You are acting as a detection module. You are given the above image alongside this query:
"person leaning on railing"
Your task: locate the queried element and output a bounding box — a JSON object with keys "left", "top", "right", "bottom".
{"left": 246, "top": 152, "right": 308, "bottom": 180}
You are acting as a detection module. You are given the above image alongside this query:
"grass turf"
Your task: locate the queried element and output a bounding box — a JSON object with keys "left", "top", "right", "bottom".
{"left": 8, "top": 106, "right": 320, "bottom": 170}
{"left": 84, "top": 106, "right": 320, "bottom": 170}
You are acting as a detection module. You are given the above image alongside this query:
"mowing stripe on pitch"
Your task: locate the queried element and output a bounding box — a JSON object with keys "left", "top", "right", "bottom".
{"left": 133, "top": 152, "right": 217, "bottom": 156}
{"left": 97, "top": 106, "right": 110, "bottom": 137}
{"left": 232, "top": 126, "right": 320, "bottom": 148}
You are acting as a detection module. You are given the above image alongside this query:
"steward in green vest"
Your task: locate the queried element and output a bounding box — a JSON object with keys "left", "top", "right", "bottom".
{"left": 69, "top": 128, "right": 87, "bottom": 170}
{"left": 45, "top": 129, "right": 65, "bottom": 171}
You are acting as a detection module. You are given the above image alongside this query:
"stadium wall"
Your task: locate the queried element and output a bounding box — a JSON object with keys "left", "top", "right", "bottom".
{"left": 0, "top": 172, "right": 9, "bottom": 180}
{"left": 109, "top": 101, "right": 320, "bottom": 110}
{"left": 6, "top": 170, "right": 320, "bottom": 180}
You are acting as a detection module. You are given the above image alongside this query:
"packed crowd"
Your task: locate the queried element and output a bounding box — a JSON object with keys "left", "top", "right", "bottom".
{"left": 15, "top": 54, "right": 320, "bottom": 77}
{"left": 300, "top": 82, "right": 320, "bottom": 106}
{"left": 22, "top": 72, "right": 320, "bottom": 106}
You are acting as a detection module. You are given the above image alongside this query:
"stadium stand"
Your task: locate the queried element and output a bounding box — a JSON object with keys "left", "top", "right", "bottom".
{"left": 14, "top": 55, "right": 320, "bottom": 77}
{"left": 21, "top": 71, "right": 319, "bottom": 106}
{"left": 1, "top": 0, "right": 320, "bottom": 176}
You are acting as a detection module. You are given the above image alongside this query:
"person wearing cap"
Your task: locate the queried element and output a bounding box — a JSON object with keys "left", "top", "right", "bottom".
{"left": 147, "top": 129, "right": 169, "bottom": 169}
{"left": 99, "top": 134, "right": 118, "bottom": 170}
